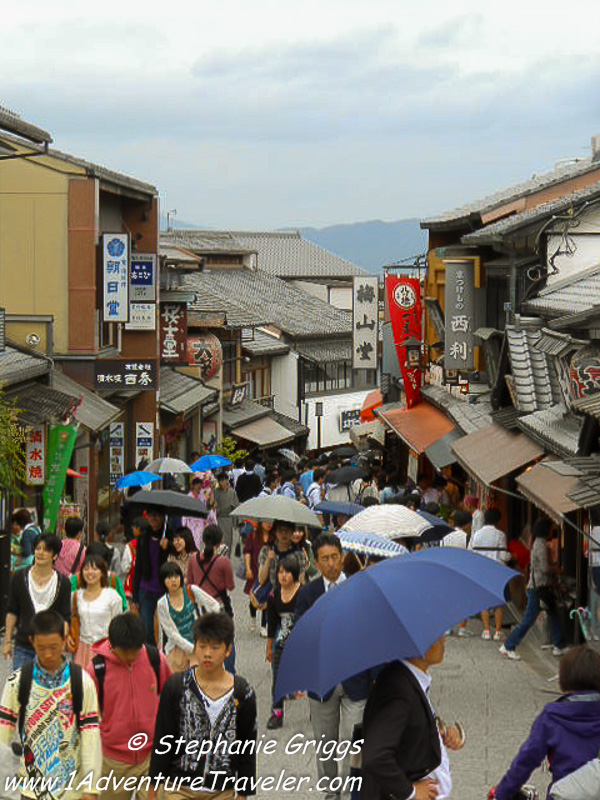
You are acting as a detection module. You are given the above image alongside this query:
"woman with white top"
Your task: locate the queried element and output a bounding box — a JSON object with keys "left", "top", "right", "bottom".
{"left": 155, "top": 562, "right": 220, "bottom": 672}
{"left": 68, "top": 554, "right": 122, "bottom": 668}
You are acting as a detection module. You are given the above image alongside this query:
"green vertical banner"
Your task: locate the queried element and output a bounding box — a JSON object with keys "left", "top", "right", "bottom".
{"left": 42, "top": 424, "right": 77, "bottom": 532}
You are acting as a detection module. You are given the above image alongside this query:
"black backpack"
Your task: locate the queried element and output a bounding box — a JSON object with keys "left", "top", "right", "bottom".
{"left": 17, "top": 660, "right": 83, "bottom": 740}
{"left": 90, "top": 644, "right": 161, "bottom": 714}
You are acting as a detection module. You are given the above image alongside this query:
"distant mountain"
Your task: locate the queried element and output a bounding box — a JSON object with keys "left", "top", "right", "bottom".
{"left": 299, "top": 219, "right": 426, "bottom": 273}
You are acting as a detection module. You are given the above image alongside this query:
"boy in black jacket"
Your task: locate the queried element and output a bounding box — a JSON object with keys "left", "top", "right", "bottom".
{"left": 149, "top": 612, "right": 256, "bottom": 799}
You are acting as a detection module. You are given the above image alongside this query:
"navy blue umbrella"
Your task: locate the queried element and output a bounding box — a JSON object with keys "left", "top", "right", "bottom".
{"left": 190, "top": 455, "right": 232, "bottom": 471}
{"left": 314, "top": 500, "right": 364, "bottom": 518}
{"left": 274, "top": 548, "right": 517, "bottom": 700}
{"left": 416, "top": 510, "right": 454, "bottom": 543}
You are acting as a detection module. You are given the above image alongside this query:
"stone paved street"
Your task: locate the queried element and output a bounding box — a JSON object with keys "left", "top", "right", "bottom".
{"left": 0, "top": 577, "right": 560, "bottom": 800}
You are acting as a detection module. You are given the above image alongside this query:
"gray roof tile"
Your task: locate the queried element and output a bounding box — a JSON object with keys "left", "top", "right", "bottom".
{"left": 241, "top": 329, "right": 290, "bottom": 357}
{"left": 294, "top": 339, "right": 352, "bottom": 363}
{"left": 159, "top": 368, "right": 216, "bottom": 415}
{"left": 0, "top": 346, "right": 50, "bottom": 387}
{"left": 525, "top": 264, "right": 600, "bottom": 317}
{"left": 421, "top": 384, "right": 493, "bottom": 434}
{"left": 422, "top": 158, "right": 600, "bottom": 230}
{"left": 506, "top": 326, "right": 562, "bottom": 412}
{"left": 516, "top": 404, "right": 582, "bottom": 458}
{"left": 51, "top": 371, "right": 121, "bottom": 433}
{"left": 5, "top": 383, "right": 77, "bottom": 426}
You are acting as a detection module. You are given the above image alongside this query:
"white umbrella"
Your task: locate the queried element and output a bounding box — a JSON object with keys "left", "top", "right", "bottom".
{"left": 278, "top": 448, "right": 301, "bottom": 464}
{"left": 231, "top": 495, "right": 321, "bottom": 528}
{"left": 147, "top": 457, "right": 192, "bottom": 475}
{"left": 340, "top": 504, "right": 432, "bottom": 539}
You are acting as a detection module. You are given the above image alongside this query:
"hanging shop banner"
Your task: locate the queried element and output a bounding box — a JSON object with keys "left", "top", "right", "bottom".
{"left": 109, "top": 422, "right": 125, "bottom": 486}
{"left": 43, "top": 424, "right": 77, "bottom": 532}
{"left": 135, "top": 422, "right": 154, "bottom": 468}
{"left": 95, "top": 359, "right": 157, "bottom": 390}
{"left": 160, "top": 303, "right": 188, "bottom": 362}
{"left": 130, "top": 253, "right": 157, "bottom": 302}
{"left": 186, "top": 333, "right": 223, "bottom": 381}
{"left": 386, "top": 276, "right": 422, "bottom": 408}
{"left": 125, "top": 303, "right": 156, "bottom": 331}
{"left": 102, "top": 233, "right": 129, "bottom": 323}
{"left": 25, "top": 425, "right": 45, "bottom": 486}
{"left": 352, "top": 277, "right": 379, "bottom": 369}
{"left": 444, "top": 259, "right": 475, "bottom": 370}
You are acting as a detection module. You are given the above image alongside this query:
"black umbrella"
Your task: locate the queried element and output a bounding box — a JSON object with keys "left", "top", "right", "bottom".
{"left": 124, "top": 490, "right": 208, "bottom": 518}
{"left": 335, "top": 445, "right": 358, "bottom": 458}
{"left": 327, "top": 466, "right": 367, "bottom": 485}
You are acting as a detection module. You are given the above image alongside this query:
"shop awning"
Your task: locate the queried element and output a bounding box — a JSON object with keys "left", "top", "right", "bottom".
{"left": 378, "top": 402, "right": 455, "bottom": 455}
{"left": 51, "top": 371, "right": 121, "bottom": 433}
{"left": 5, "top": 383, "right": 77, "bottom": 427}
{"left": 159, "top": 368, "right": 216, "bottom": 416}
{"left": 425, "top": 429, "right": 463, "bottom": 470}
{"left": 233, "top": 416, "right": 295, "bottom": 449}
{"left": 349, "top": 420, "right": 386, "bottom": 446}
{"left": 516, "top": 460, "right": 582, "bottom": 524}
{"left": 451, "top": 423, "right": 544, "bottom": 486}
{"left": 360, "top": 388, "right": 383, "bottom": 422}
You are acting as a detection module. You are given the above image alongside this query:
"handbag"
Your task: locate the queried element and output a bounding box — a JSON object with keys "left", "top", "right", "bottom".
{"left": 250, "top": 580, "right": 273, "bottom": 610}
{"left": 235, "top": 560, "right": 248, "bottom": 581}
{"left": 550, "top": 753, "right": 600, "bottom": 799}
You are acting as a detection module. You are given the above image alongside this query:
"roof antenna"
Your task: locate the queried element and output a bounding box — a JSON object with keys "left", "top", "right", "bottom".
{"left": 167, "top": 209, "right": 177, "bottom": 232}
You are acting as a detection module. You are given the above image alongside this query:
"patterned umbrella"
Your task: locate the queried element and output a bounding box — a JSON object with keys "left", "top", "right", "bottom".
{"left": 336, "top": 530, "right": 408, "bottom": 558}
{"left": 340, "top": 504, "right": 432, "bottom": 539}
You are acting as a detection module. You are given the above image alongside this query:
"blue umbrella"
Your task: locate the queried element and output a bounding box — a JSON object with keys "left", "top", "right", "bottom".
{"left": 415, "top": 510, "right": 454, "bottom": 543}
{"left": 115, "top": 471, "right": 161, "bottom": 489}
{"left": 190, "top": 455, "right": 232, "bottom": 471}
{"left": 336, "top": 530, "right": 408, "bottom": 558}
{"left": 315, "top": 500, "right": 364, "bottom": 518}
{"left": 274, "top": 548, "right": 517, "bottom": 701}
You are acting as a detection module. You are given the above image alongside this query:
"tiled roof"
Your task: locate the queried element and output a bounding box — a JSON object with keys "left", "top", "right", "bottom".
{"left": 421, "top": 384, "right": 493, "bottom": 434}
{"left": 294, "top": 339, "right": 352, "bottom": 363}
{"left": 506, "top": 326, "right": 562, "bottom": 412}
{"left": 572, "top": 392, "right": 600, "bottom": 421}
{"left": 516, "top": 404, "right": 582, "bottom": 459}
{"left": 184, "top": 269, "right": 352, "bottom": 337}
{"left": 462, "top": 180, "right": 600, "bottom": 243}
{"left": 490, "top": 407, "right": 525, "bottom": 430}
{"left": 422, "top": 157, "right": 600, "bottom": 230}
{"left": 532, "top": 329, "right": 588, "bottom": 358}
{"left": 0, "top": 106, "right": 52, "bottom": 144}
{"left": 269, "top": 410, "right": 309, "bottom": 437}
{"left": 5, "top": 383, "right": 77, "bottom": 426}
{"left": 221, "top": 399, "right": 270, "bottom": 428}
{"left": 241, "top": 329, "right": 290, "bottom": 357}
{"left": 525, "top": 264, "right": 600, "bottom": 318}
{"left": 167, "top": 230, "right": 366, "bottom": 278}
{"left": 159, "top": 368, "right": 216, "bottom": 415}
{"left": 0, "top": 345, "right": 50, "bottom": 387}
{"left": 51, "top": 371, "right": 121, "bottom": 433}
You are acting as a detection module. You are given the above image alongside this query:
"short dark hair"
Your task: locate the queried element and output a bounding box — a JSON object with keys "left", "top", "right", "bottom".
{"left": 559, "top": 645, "right": 600, "bottom": 693}
{"left": 217, "top": 471, "right": 229, "bottom": 483}
{"left": 33, "top": 533, "right": 62, "bottom": 557}
{"left": 79, "top": 555, "right": 109, "bottom": 588}
{"left": 191, "top": 477, "right": 203, "bottom": 488}
{"left": 313, "top": 533, "right": 343, "bottom": 559}
{"left": 159, "top": 561, "right": 184, "bottom": 591}
{"left": 362, "top": 496, "right": 380, "bottom": 508}
{"left": 202, "top": 524, "right": 223, "bottom": 560}
{"left": 64, "top": 517, "right": 85, "bottom": 539}
{"left": 265, "top": 470, "right": 278, "bottom": 487}
{"left": 424, "top": 502, "right": 440, "bottom": 516}
{"left": 95, "top": 521, "right": 111, "bottom": 542}
{"left": 272, "top": 519, "right": 294, "bottom": 535}
{"left": 132, "top": 517, "right": 151, "bottom": 536}
{"left": 483, "top": 508, "right": 502, "bottom": 527}
{"left": 244, "top": 458, "right": 255, "bottom": 471}
{"left": 281, "top": 468, "right": 296, "bottom": 483}
{"left": 172, "top": 527, "right": 197, "bottom": 554}
{"left": 109, "top": 613, "right": 146, "bottom": 650}
{"left": 531, "top": 518, "right": 553, "bottom": 542}
{"left": 30, "top": 610, "right": 66, "bottom": 639}
{"left": 193, "top": 612, "right": 234, "bottom": 647}
{"left": 314, "top": 468, "right": 325, "bottom": 483}
{"left": 278, "top": 554, "right": 301, "bottom": 582}
{"left": 12, "top": 508, "right": 32, "bottom": 528}
{"left": 452, "top": 510, "right": 472, "bottom": 529}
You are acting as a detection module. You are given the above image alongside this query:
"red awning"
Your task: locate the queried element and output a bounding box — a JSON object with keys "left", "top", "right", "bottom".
{"left": 378, "top": 402, "right": 455, "bottom": 454}
{"left": 361, "top": 388, "right": 383, "bottom": 422}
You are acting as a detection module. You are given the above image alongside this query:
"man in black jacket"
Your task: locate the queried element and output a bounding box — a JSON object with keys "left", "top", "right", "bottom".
{"left": 361, "top": 636, "right": 463, "bottom": 800}
{"left": 235, "top": 459, "right": 263, "bottom": 504}
{"left": 295, "top": 533, "right": 369, "bottom": 800}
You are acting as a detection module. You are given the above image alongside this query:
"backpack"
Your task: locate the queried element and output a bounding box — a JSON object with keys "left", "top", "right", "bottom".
{"left": 90, "top": 644, "right": 161, "bottom": 714}
{"left": 17, "top": 660, "right": 83, "bottom": 740}
{"left": 194, "top": 553, "right": 234, "bottom": 617}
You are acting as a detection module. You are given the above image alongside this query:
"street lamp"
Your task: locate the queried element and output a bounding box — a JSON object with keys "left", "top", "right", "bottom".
{"left": 403, "top": 337, "right": 422, "bottom": 369}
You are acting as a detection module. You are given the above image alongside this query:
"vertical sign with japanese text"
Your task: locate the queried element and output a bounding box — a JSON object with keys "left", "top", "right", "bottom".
{"left": 103, "top": 233, "right": 129, "bottom": 322}
{"left": 25, "top": 426, "right": 45, "bottom": 486}
{"left": 43, "top": 425, "right": 77, "bottom": 532}
{"left": 352, "top": 277, "right": 378, "bottom": 369}
{"left": 160, "top": 303, "right": 188, "bottom": 362}
{"left": 444, "top": 259, "right": 475, "bottom": 370}
{"left": 386, "top": 276, "right": 422, "bottom": 408}
{"left": 135, "top": 422, "right": 154, "bottom": 468}
{"left": 130, "top": 254, "right": 156, "bottom": 301}
{"left": 109, "top": 422, "right": 125, "bottom": 486}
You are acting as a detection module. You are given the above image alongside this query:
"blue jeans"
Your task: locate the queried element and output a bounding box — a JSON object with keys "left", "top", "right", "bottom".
{"left": 13, "top": 644, "right": 35, "bottom": 672}
{"left": 138, "top": 588, "right": 161, "bottom": 645}
{"left": 505, "top": 588, "right": 565, "bottom": 652}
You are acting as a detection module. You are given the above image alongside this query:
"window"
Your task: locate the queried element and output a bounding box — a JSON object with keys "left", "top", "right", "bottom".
{"left": 302, "top": 360, "right": 375, "bottom": 396}
{"left": 222, "top": 341, "right": 236, "bottom": 387}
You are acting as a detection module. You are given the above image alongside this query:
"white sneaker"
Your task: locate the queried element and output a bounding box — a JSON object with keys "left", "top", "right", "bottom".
{"left": 499, "top": 644, "right": 521, "bottom": 661}
{"left": 493, "top": 631, "right": 504, "bottom": 642}
{"left": 260, "top": 626, "right": 268, "bottom": 638}
{"left": 552, "top": 646, "right": 566, "bottom": 657}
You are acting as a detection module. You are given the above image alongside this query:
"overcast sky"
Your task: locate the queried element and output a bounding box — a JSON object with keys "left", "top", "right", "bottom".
{"left": 3, "top": 0, "right": 600, "bottom": 228}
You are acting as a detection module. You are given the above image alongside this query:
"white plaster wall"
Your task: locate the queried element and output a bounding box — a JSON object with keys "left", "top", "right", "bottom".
{"left": 291, "top": 281, "right": 328, "bottom": 302}
{"left": 303, "top": 389, "right": 372, "bottom": 450}
{"left": 546, "top": 206, "right": 600, "bottom": 285}
{"left": 329, "top": 286, "right": 353, "bottom": 310}
{"left": 271, "top": 352, "right": 299, "bottom": 420}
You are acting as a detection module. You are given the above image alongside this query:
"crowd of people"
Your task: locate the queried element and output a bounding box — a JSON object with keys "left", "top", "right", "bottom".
{"left": 3, "top": 448, "right": 600, "bottom": 800}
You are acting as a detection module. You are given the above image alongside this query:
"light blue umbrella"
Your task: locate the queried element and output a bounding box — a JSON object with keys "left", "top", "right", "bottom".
{"left": 190, "top": 455, "right": 232, "bottom": 471}
{"left": 337, "top": 530, "right": 408, "bottom": 559}
{"left": 116, "top": 471, "right": 161, "bottom": 489}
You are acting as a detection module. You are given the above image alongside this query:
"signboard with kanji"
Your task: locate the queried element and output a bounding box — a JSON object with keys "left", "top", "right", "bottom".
{"left": 135, "top": 422, "right": 154, "bottom": 467}
{"left": 444, "top": 259, "right": 475, "bottom": 370}
{"left": 386, "top": 276, "right": 422, "bottom": 408}
{"left": 352, "top": 277, "right": 379, "bottom": 369}
{"left": 340, "top": 409, "right": 361, "bottom": 432}
{"left": 130, "top": 253, "right": 156, "bottom": 302}
{"left": 42, "top": 425, "right": 77, "bottom": 532}
{"left": 95, "top": 360, "right": 157, "bottom": 390}
{"left": 109, "top": 422, "right": 125, "bottom": 486}
{"left": 186, "top": 333, "right": 222, "bottom": 380}
{"left": 102, "top": 233, "right": 129, "bottom": 322}
{"left": 125, "top": 303, "right": 156, "bottom": 331}
{"left": 25, "top": 425, "right": 45, "bottom": 486}
{"left": 160, "top": 303, "right": 188, "bottom": 362}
